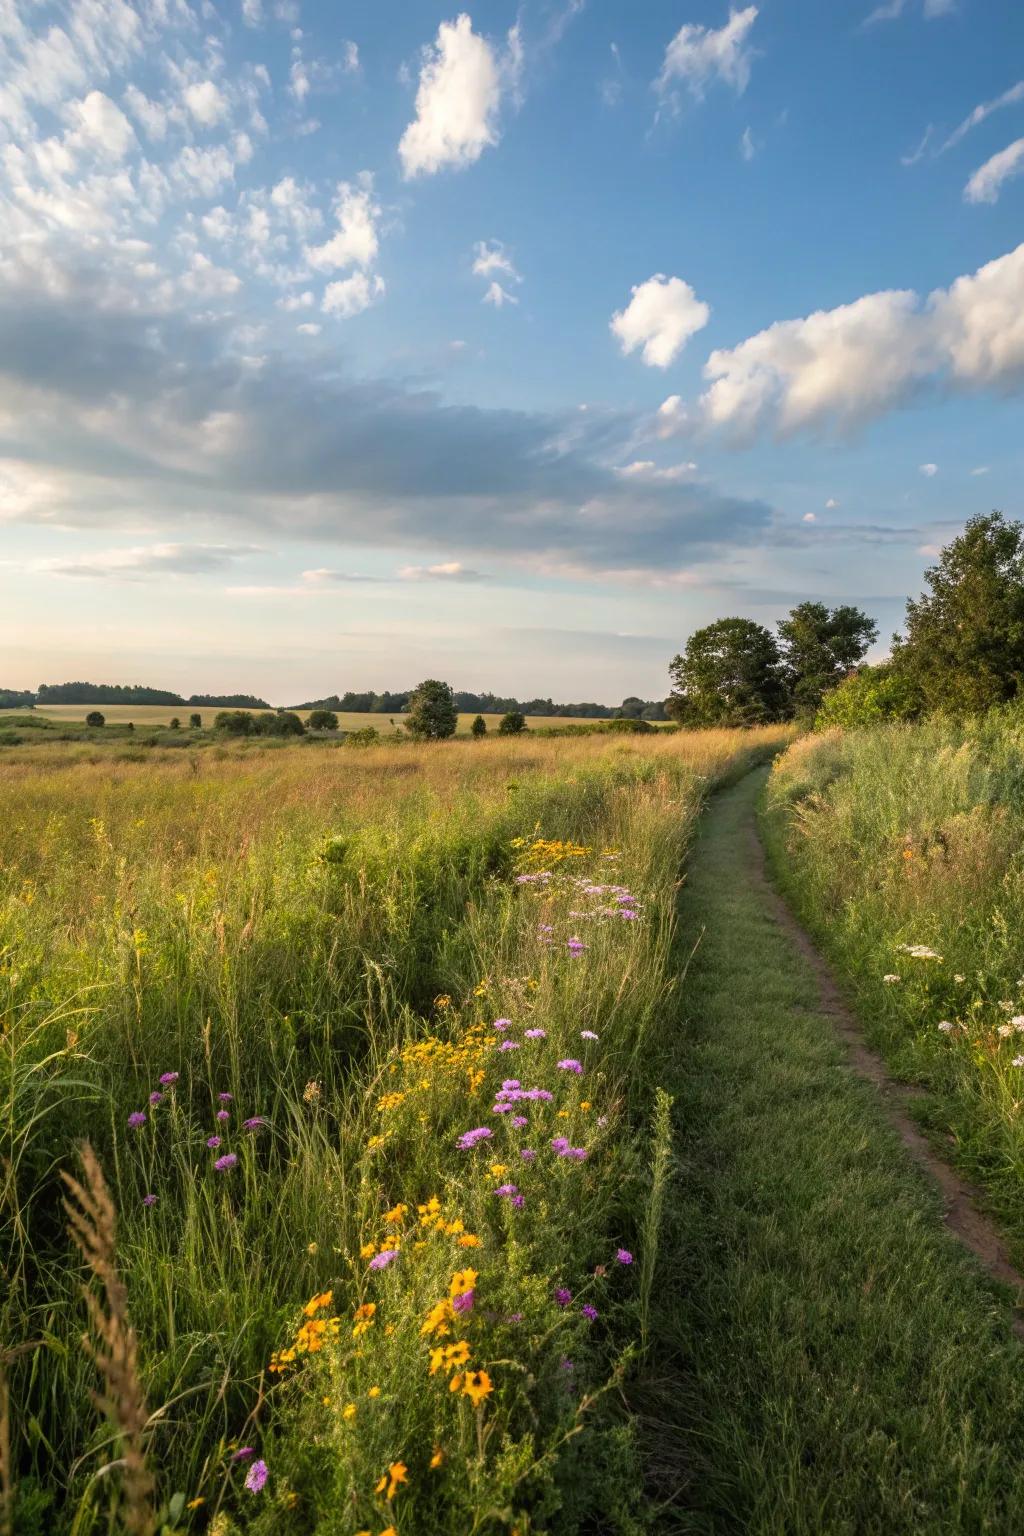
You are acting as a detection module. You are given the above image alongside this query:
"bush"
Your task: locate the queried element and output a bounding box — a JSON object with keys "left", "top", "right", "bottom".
{"left": 308, "top": 709, "right": 339, "bottom": 732}
{"left": 405, "top": 679, "right": 458, "bottom": 740}
{"left": 189, "top": 713, "right": 202, "bottom": 729}
{"left": 84, "top": 711, "right": 104, "bottom": 728}
{"left": 168, "top": 717, "right": 180, "bottom": 730}
{"left": 814, "top": 664, "right": 923, "bottom": 730}
{"left": 497, "top": 711, "right": 526, "bottom": 736}
{"left": 213, "top": 709, "right": 254, "bottom": 736}
{"left": 345, "top": 726, "right": 380, "bottom": 747}
{"left": 471, "top": 715, "right": 487, "bottom": 738}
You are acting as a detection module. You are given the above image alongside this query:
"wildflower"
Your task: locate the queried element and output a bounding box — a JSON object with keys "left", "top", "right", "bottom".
{"left": 242, "top": 1116, "right": 268, "bottom": 1131}
{"left": 244, "top": 1460, "right": 268, "bottom": 1494}
{"left": 554, "top": 1287, "right": 572, "bottom": 1307}
{"left": 148, "top": 1091, "right": 163, "bottom": 1105}
{"left": 304, "top": 1290, "right": 333, "bottom": 1317}
{"left": 499, "top": 1040, "right": 521, "bottom": 1052}
{"left": 384, "top": 1203, "right": 408, "bottom": 1224}
{"left": 558, "top": 1059, "right": 583, "bottom": 1074}
{"left": 580, "top": 1030, "right": 599, "bottom": 1041}
{"left": 375, "top": 1461, "right": 408, "bottom": 1501}
{"left": 512, "top": 1193, "right": 525, "bottom": 1208}
{"left": 883, "top": 974, "right": 901, "bottom": 984}
{"left": 361, "top": 1242, "right": 377, "bottom": 1259}
{"left": 1014, "top": 1056, "right": 1024, "bottom": 1069}
{"left": 1013, "top": 1016, "right": 1024, "bottom": 1030}
{"left": 453, "top": 1289, "right": 475, "bottom": 1314}
{"left": 567, "top": 938, "right": 586, "bottom": 955}
{"left": 353, "top": 1303, "right": 376, "bottom": 1337}
{"left": 512, "top": 1115, "right": 528, "bottom": 1128}
{"left": 525, "top": 1088, "right": 554, "bottom": 1101}
{"left": 186, "top": 1498, "right": 205, "bottom": 1510}
{"left": 214, "top": 1153, "right": 238, "bottom": 1171}
{"left": 369, "top": 1249, "right": 400, "bottom": 1270}
{"left": 450, "top": 1268, "right": 477, "bottom": 1299}
{"left": 490, "top": 1163, "right": 509, "bottom": 1177}
{"left": 462, "top": 1370, "right": 493, "bottom": 1407}
{"left": 551, "top": 1136, "right": 569, "bottom": 1153}
{"left": 521, "top": 1148, "right": 537, "bottom": 1161}
{"left": 493, "top": 1018, "right": 512, "bottom": 1032}
{"left": 207, "top": 1136, "right": 222, "bottom": 1148}
{"left": 142, "top": 1193, "right": 157, "bottom": 1207}
{"left": 525, "top": 1028, "right": 547, "bottom": 1040}
{"left": 159, "top": 1072, "right": 180, "bottom": 1086}
{"left": 937, "top": 1022, "right": 955, "bottom": 1033}
{"left": 896, "top": 944, "right": 942, "bottom": 961}
{"left": 457, "top": 1126, "right": 493, "bottom": 1150}
{"left": 495, "top": 1183, "right": 518, "bottom": 1197}
{"left": 616, "top": 1248, "right": 634, "bottom": 1265}
{"left": 342, "top": 1402, "right": 357, "bottom": 1421}
{"left": 565, "top": 1147, "right": 588, "bottom": 1161}
{"left": 216, "top": 1109, "right": 230, "bottom": 1122}
{"left": 218, "top": 1092, "right": 233, "bottom": 1102}
{"left": 999, "top": 1024, "right": 1014, "bottom": 1037}
{"left": 127, "top": 1111, "right": 147, "bottom": 1129}
{"left": 954, "top": 974, "right": 965, "bottom": 983}
{"left": 582, "top": 1304, "right": 598, "bottom": 1322}
{"left": 232, "top": 1447, "right": 255, "bottom": 1461}
{"left": 368, "top": 1386, "right": 381, "bottom": 1398}
{"left": 421, "top": 1300, "right": 453, "bottom": 1337}
{"left": 430, "top": 1446, "right": 444, "bottom": 1469}
{"left": 457, "top": 1232, "right": 481, "bottom": 1247}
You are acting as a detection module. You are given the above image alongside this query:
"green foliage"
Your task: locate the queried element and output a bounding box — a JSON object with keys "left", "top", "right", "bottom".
{"left": 214, "top": 709, "right": 255, "bottom": 735}
{"left": 497, "top": 710, "right": 527, "bottom": 735}
{"left": 168, "top": 717, "right": 180, "bottom": 730}
{"left": 470, "top": 715, "right": 487, "bottom": 738}
{"left": 189, "top": 713, "right": 202, "bottom": 729}
{"left": 344, "top": 726, "right": 380, "bottom": 746}
{"left": 777, "top": 600, "right": 878, "bottom": 716}
{"left": 814, "top": 662, "right": 923, "bottom": 728}
{"left": 84, "top": 711, "right": 105, "bottom": 728}
{"left": 404, "top": 679, "right": 459, "bottom": 740}
{"left": 668, "top": 618, "right": 790, "bottom": 727}
{"left": 307, "top": 709, "right": 339, "bottom": 732}
{"left": 894, "top": 511, "right": 1024, "bottom": 716}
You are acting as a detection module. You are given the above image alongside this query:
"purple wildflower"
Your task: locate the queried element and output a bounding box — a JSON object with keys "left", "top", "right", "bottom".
{"left": 580, "top": 1030, "right": 599, "bottom": 1041}
{"left": 206, "top": 1136, "right": 222, "bottom": 1149}
{"left": 512, "top": 1193, "right": 525, "bottom": 1208}
{"left": 557, "top": 1059, "right": 583, "bottom": 1074}
{"left": 511, "top": 1115, "right": 528, "bottom": 1129}
{"left": 525, "top": 1028, "right": 547, "bottom": 1040}
{"left": 525, "top": 1088, "right": 554, "bottom": 1102}
{"left": 495, "top": 1183, "right": 519, "bottom": 1197}
{"left": 231, "top": 1447, "right": 255, "bottom": 1461}
{"left": 369, "top": 1249, "right": 399, "bottom": 1270}
{"left": 142, "top": 1193, "right": 157, "bottom": 1207}
{"left": 127, "top": 1111, "right": 147, "bottom": 1129}
{"left": 457, "top": 1126, "right": 494, "bottom": 1150}
{"left": 214, "top": 1153, "right": 238, "bottom": 1171}
{"left": 566, "top": 1147, "right": 588, "bottom": 1161}
{"left": 560, "top": 1357, "right": 574, "bottom": 1372}
{"left": 216, "top": 1109, "right": 230, "bottom": 1122}
{"left": 492, "top": 1102, "right": 513, "bottom": 1115}
{"left": 554, "top": 1287, "right": 572, "bottom": 1307}
{"left": 499, "top": 1040, "right": 521, "bottom": 1052}
{"left": 566, "top": 938, "right": 586, "bottom": 956}
{"left": 242, "top": 1116, "right": 268, "bottom": 1131}
{"left": 148, "top": 1091, "right": 163, "bottom": 1105}
{"left": 616, "top": 1248, "right": 634, "bottom": 1266}
{"left": 452, "top": 1289, "right": 475, "bottom": 1314}
{"left": 551, "top": 1136, "right": 570, "bottom": 1153}
{"left": 159, "top": 1071, "right": 179, "bottom": 1087}
{"left": 245, "top": 1459, "right": 268, "bottom": 1494}
{"left": 502, "top": 1079, "right": 521, "bottom": 1091}
{"left": 218, "top": 1092, "right": 233, "bottom": 1102}
{"left": 619, "top": 908, "right": 639, "bottom": 920}
{"left": 493, "top": 1018, "right": 512, "bottom": 1032}
{"left": 520, "top": 1148, "right": 537, "bottom": 1161}
{"left": 582, "top": 1304, "right": 598, "bottom": 1322}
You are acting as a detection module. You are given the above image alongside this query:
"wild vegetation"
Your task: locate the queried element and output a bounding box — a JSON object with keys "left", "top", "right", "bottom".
{"left": 2, "top": 726, "right": 783, "bottom": 1534}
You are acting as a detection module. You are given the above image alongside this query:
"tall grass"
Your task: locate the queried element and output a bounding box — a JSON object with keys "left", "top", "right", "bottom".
{"left": 764, "top": 708, "right": 1024, "bottom": 1260}
{"left": 2, "top": 728, "right": 784, "bottom": 1532}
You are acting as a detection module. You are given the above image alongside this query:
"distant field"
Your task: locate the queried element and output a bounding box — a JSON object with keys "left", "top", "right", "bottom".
{"left": 27, "top": 703, "right": 655, "bottom": 733}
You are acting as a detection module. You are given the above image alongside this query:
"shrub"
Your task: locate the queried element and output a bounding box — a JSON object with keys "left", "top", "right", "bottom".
{"left": 345, "top": 726, "right": 380, "bottom": 747}
{"left": 308, "top": 709, "right": 339, "bottom": 732}
{"left": 814, "top": 664, "right": 923, "bottom": 729}
{"left": 497, "top": 710, "right": 527, "bottom": 736}
{"left": 168, "top": 717, "right": 180, "bottom": 730}
{"left": 85, "top": 711, "right": 105, "bottom": 728}
{"left": 471, "top": 715, "right": 487, "bottom": 738}
{"left": 189, "top": 713, "right": 202, "bottom": 729}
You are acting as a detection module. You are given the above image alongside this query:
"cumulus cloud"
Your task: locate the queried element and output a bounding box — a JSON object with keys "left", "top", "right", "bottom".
{"left": 66, "top": 90, "right": 137, "bottom": 161}
{"left": 655, "top": 6, "right": 758, "bottom": 106}
{"left": 654, "top": 394, "right": 691, "bottom": 437}
{"left": 304, "top": 177, "right": 380, "bottom": 270}
{"left": 698, "top": 240, "right": 1024, "bottom": 439}
{"left": 825, "top": 496, "right": 839, "bottom": 508}
{"left": 321, "top": 271, "right": 385, "bottom": 317}
{"left": 398, "top": 14, "right": 519, "bottom": 178}
{"left": 183, "top": 80, "right": 229, "bottom": 127}
{"left": 611, "top": 275, "right": 710, "bottom": 368}
{"left": 964, "top": 138, "right": 1024, "bottom": 204}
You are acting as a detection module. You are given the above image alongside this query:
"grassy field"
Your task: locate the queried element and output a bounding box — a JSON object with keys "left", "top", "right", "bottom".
{"left": 25, "top": 704, "right": 650, "bottom": 734}
{"left": 764, "top": 710, "right": 1024, "bottom": 1263}
{"left": 1, "top": 726, "right": 782, "bottom": 1535}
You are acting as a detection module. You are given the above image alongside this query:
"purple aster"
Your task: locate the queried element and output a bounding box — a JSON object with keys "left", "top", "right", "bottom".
{"left": 452, "top": 1289, "right": 475, "bottom": 1314}
{"left": 159, "top": 1071, "right": 179, "bottom": 1087}
{"left": 127, "top": 1111, "right": 147, "bottom": 1129}
{"left": 242, "top": 1116, "right": 268, "bottom": 1131}
{"left": 520, "top": 1148, "right": 537, "bottom": 1161}
{"left": 232, "top": 1447, "right": 255, "bottom": 1461}
{"left": 244, "top": 1459, "right": 268, "bottom": 1494}
{"left": 580, "top": 1030, "right": 599, "bottom": 1041}
{"left": 524, "top": 1028, "right": 547, "bottom": 1040}
{"left": 206, "top": 1136, "right": 222, "bottom": 1149}
{"left": 566, "top": 939, "right": 586, "bottom": 955}
{"left": 493, "top": 1018, "right": 512, "bottom": 1032}
{"left": 457, "top": 1126, "right": 494, "bottom": 1150}
{"left": 554, "top": 1287, "right": 572, "bottom": 1307}
{"left": 492, "top": 1102, "right": 514, "bottom": 1114}
{"left": 216, "top": 1109, "right": 230, "bottom": 1122}
{"left": 511, "top": 1193, "right": 525, "bottom": 1208}
{"left": 142, "top": 1193, "right": 157, "bottom": 1207}
{"left": 218, "top": 1092, "right": 233, "bottom": 1102}
{"left": 502, "top": 1079, "right": 521, "bottom": 1091}
{"left": 537, "top": 923, "right": 554, "bottom": 933}
{"left": 557, "top": 1059, "right": 583, "bottom": 1075}
{"left": 582, "top": 1304, "right": 598, "bottom": 1322}
{"left": 495, "top": 1183, "right": 519, "bottom": 1197}
{"left": 499, "top": 1040, "right": 521, "bottom": 1052}
{"left": 616, "top": 1248, "right": 634, "bottom": 1266}
{"left": 560, "top": 1357, "right": 575, "bottom": 1372}
{"left": 511, "top": 1115, "right": 528, "bottom": 1128}
{"left": 214, "top": 1153, "right": 238, "bottom": 1171}
{"left": 148, "top": 1091, "right": 163, "bottom": 1105}
{"left": 566, "top": 1147, "right": 588, "bottom": 1161}
{"left": 551, "top": 1136, "right": 570, "bottom": 1153}
{"left": 525, "top": 1088, "right": 554, "bottom": 1102}
{"left": 369, "top": 1248, "right": 399, "bottom": 1270}
{"left": 619, "top": 908, "right": 639, "bottom": 920}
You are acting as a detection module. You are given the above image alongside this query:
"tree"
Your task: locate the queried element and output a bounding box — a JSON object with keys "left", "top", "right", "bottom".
{"left": 893, "top": 512, "right": 1024, "bottom": 715}
{"left": 168, "top": 717, "right": 181, "bottom": 730}
{"left": 777, "top": 602, "right": 878, "bottom": 716}
{"left": 85, "top": 711, "right": 105, "bottom": 728}
{"left": 404, "top": 680, "right": 458, "bottom": 740}
{"left": 308, "top": 708, "right": 339, "bottom": 731}
{"left": 814, "top": 663, "right": 922, "bottom": 729}
{"left": 253, "top": 710, "right": 305, "bottom": 737}
{"left": 189, "top": 713, "right": 202, "bottom": 729}
{"left": 214, "top": 710, "right": 254, "bottom": 736}
{"left": 470, "top": 715, "right": 487, "bottom": 738}
{"left": 668, "top": 618, "right": 790, "bottom": 727}
{"left": 498, "top": 710, "right": 527, "bottom": 735}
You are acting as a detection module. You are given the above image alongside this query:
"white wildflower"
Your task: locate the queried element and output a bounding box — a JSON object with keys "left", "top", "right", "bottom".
{"left": 883, "top": 974, "right": 901, "bottom": 984}
{"left": 1013, "top": 1055, "right": 1024, "bottom": 1068}
{"left": 937, "top": 1021, "right": 955, "bottom": 1033}
{"left": 953, "top": 974, "right": 965, "bottom": 983}
{"left": 896, "top": 944, "right": 943, "bottom": 961}
{"left": 998, "top": 1024, "right": 1014, "bottom": 1037}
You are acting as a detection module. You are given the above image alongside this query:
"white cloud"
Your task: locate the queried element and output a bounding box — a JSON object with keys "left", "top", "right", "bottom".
{"left": 901, "top": 124, "right": 933, "bottom": 166}
{"left": 398, "top": 561, "right": 485, "bottom": 581}
{"left": 322, "top": 271, "right": 385, "bottom": 318}
{"left": 66, "top": 91, "right": 136, "bottom": 161}
{"left": 180, "top": 252, "right": 242, "bottom": 298}
{"left": 971, "top": 465, "right": 990, "bottom": 475}
{"left": 172, "top": 143, "right": 239, "bottom": 198}
{"left": 919, "top": 462, "right": 938, "bottom": 476}
{"left": 611, "top": 274, "right": 710, "bottom": 368}
{"left": 698, "top": 241, "right": 1024, "bottom": 438}
{"left": 472, "top": 239, "right": 518, "bottom": 280}
{"left": 654, "top": 394, "right": 691, "bottom": 437}
{"left": 201, "top": 205, "right": 234, "bottom": 242}
{"left": 183, "top": 80, "right": 229, "bottom": 128}
{"left": 482, "top": 280, "right": 517, "bottom": 307}
{"left": 398, "top": 14, "right": 516, "bottom": 179}
{"left": 278, "top": 289, "right": 315, "bottom": 311}
{"left": 618, "top": 459, "right": 698, "bottom": 482}
{"left": 305, "top": 178, "right": 379, "bottom": 271}
{"left": 342, "top": 41, "right": 360, "bottom": 74}
{"left": 241, "top": 0, "right": 264, "bottom": 25}
{"left": 964, "top": 138, "right": 1024, "bottom": 205}
{"left": 864, "top": 0, "right": 953, "bottom": 22}
{"left": 740, "top": 126, "right": 756, "bottom": 161}
{"left": 296, "top": 322, "right": 321, "bottom": 335}
{"left": 655, "top": 6, "right": 758, "bottom": 106}
{"left": 123, "top": 84, "right": 168, "bottom": 141}
{"left": 942, "top": 81, "right": 1024, "bottom": 153}
{"left": 802, "top": 511, "right": 817, "bottom": 522}
{"left": 825, "top": 496, "right": 839, "bottom": 508}
{"left": 36, "top": 542, "right": 258, "bottom": 580}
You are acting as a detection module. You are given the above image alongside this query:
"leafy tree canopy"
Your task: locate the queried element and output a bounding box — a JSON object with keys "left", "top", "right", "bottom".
{"left": 404, "top": 679, "right": 459, "bottom": 740}
{"left": 668, "top": 618, "right": 790, "bottom": 727}
{"left": 497, "top": 710, "right": 527, "bottom": 735}
{"left": 778, "top": 602, "right": 878, "bottom": 715}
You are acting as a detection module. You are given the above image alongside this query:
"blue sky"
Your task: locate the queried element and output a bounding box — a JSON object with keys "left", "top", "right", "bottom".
{"left": 1, "top": 0, "right": 1022, "bottom": 703}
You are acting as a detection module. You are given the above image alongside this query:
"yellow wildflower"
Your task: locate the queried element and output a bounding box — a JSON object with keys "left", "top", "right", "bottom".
{"left": 352, "top": 1302, "right": 376, "bottom": 1338}
{"left": 342, "top": 1402, "right": 357, "bottom": 1421}
{"left": 360, "top": 1242, "right": 377, "bottom": 1260}
{"left": 186, "top": 1498, "right": 205, "bottom": 1510}
{"left": 303, "top": 1289, "right": 333, "bottom": 1317}
{"left": 462, "top": 1369, "right": 493, "bottom": 1408}
{"left": 580, "top": 1101, "right": 591, "bottom": 1111}
{"left": 449, "top": 1268, "right": 477, "bottom": 1300}
{"left": 375, "top": 1461, "right": 408, "bottom": 1501}
{"left": 384, "top": 1203, "right": 408, "bottom": 1224}
{"left": 430, "top": 1446, "right": 445, "bottom": 1469}
{"left": 489, "top": 1163, "right": 508, "bottom": 1178}
{"left": 457, "top": 1233, "right": 481, "bottom": 1248}
{"left": 368, "top": 1385, "right": 381, "bottom": 1399}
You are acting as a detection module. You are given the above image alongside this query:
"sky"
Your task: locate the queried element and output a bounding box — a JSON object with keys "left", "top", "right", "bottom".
{"left": 1, "top": 0, "right": 1023, "bottom": 705}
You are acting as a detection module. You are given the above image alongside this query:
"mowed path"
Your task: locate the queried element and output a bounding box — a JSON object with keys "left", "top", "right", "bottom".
{"left": 645, "top": 767, "right": 1024, "bottom": 1534}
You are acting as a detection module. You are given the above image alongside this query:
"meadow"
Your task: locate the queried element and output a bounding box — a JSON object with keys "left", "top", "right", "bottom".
{"left": 1, "top": 726, "right": 780, "bottom": 1535}
{"left": 764, "top": 709, "right": 1024, "bottom": 1261}
{"left": 27, "top": 705, "right": 645, "bottom": 735}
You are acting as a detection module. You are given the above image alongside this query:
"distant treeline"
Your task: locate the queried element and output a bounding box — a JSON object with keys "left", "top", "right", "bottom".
{"left": 16, "top": 683, "right": 271, "bottom": 707}
{"left": 291, "top": 690, "right": 669, "bottom": 720}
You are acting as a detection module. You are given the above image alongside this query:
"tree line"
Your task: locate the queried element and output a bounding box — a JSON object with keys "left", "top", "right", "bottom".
{"left": 290, "top": 689, "right": 667, "bottom": 720}
{"left": 668, "top": 512, "right": 1024, "bottom": 728}
{"left": 26, "top": 683, "right": 271, "bottom": 707}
